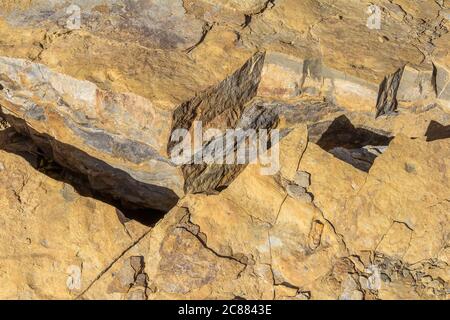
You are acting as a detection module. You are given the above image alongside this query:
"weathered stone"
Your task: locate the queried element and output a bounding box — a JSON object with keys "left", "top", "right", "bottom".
{"left": 435, "top": 62, "right": 450, "bottom": 105}
{"left": 0, "top": 149, "right": 149, "bottom": 299}
{"left": 0, "top": 1, "right": 268, "bottom": 211}
{"left": 285, "top": 184, "right": 313, "bottom": 203}
{"left": 0, "top": 0, "right": 449, "bottom": 301}
{"left": 396, "top": 65, "right": 436, "bottom": 107}
{"left": 293, "top": 171, "right": 311, "bottom": 188}
{"left": 376, "top": 67, "right": 404, "bottom": 117}
{"left": 0, "top": 51, "right": 265, "bottom": 211}
{"left": 307, "top": 134, "right": 450, "bottom": 264}
{"left": 0, "top": 0, "right": 448, "bottom": 214}
{"left": 376, "top": 222, "right": 413, "bottom": 259}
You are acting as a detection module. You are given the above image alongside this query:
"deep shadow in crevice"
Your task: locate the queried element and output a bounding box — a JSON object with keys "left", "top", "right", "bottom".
{"left": 425, "top": 120, "right": 450, "bottom": 142}
{"left": 311, "top": 115, "right": 393, "bottom": 150}
{"left": 309, "top": 115, "right": 394, "bottom": 172}
{"left": 0, "top": 126, "right": 171, "bottom": 228}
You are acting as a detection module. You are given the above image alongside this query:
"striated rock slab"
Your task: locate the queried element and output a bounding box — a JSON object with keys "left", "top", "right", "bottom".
{"left": 243, "top": 0, "right": 449, "bottom": 112}
{"left": 0, "top": 0, "right": 449, "bottom": 213}
{"left": 0, "top": 22, "right": 264, "bottom": 210}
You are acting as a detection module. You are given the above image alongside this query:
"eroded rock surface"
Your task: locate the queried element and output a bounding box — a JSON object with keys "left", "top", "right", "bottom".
{"left": 0, "top": 149, "right": 150, "bottom": 299}
{"left": 1, "top": 0, "right": 449, "bottom": 211}
{"left": 74, "top": 128, "right": 449, "bottom": 300}
{"left": 0, "top": 0, "right": 449, "bottom": 300}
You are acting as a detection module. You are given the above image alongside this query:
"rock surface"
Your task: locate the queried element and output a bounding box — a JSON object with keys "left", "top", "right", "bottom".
{"left": 0, "top": 0, "right": 449, "bottom": 300}
{"left": 74, "top": 128, "right": 449, "bottom": 300}
{"left": 1, "top": 0, "right": 449, "bottom": 211}
{"left": 0, "top": 148, "right": 149, "bottom": 299}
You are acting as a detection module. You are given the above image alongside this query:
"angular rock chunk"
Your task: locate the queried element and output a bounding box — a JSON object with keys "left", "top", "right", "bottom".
{"left": 396, "top": 65, "right": 435, "bottom": 106}
{"left": 435, "top": 62, "right": 450, "bottom": 106}
{"left": 286, "top": 184, "right": 313, "bottom": 203}
{"left": 0, "top": 31, "right": 265, "bottom": 211}
{"left": 293, "top": 170, "right": 311, "bottom": 188}
{"left": 376, "top": 68, "right": 404, "bottom": 117}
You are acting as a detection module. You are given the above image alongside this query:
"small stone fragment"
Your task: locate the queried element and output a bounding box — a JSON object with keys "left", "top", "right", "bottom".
{"left": 130, "top": 256, "right": 145, "bottom": 275}
{"left": 286, "top": 184, "right": 313, "bottom": 202}
{"left": 339, "top": 275, "right": 364, "bottom": 300}
{"left": 308, "top": 220, "right": 324, "bottom": 250}
{"left": 127, "top": 289, "right": 147, "bottom": 300}
{"left": 135, "top": 273, "right": 148, "bottom": 288}
{"left": 60, "top": 184, "right": 79, "bottom": 202}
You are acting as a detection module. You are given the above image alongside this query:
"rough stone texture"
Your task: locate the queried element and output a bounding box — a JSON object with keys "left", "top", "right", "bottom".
{"left": 293, "top": 171, "right": 311, "bottom": 188}
{"left": 324, "top": 135, "right": 449, "bottom": 265}
{"left": 0, "top": 1, "right": 265, "bottom": 211}
{"left": 0, "top": 0, "right": 449, "bottom": 300}
{"left": 1, "top": 0, "right": 449, "bottom": 211}
{"left": 0, "top": 149, "right": 149, "bottom": 299}
{"left": 69, "top": 129, "right": 449, "bottom": 300}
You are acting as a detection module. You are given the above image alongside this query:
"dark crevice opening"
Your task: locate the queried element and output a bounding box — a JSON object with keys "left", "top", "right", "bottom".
{"left": 0, "top": 125, "right": 167, "bottom": 227}
{"left": 308, "top": 115, "right": 394, "bottom": 172}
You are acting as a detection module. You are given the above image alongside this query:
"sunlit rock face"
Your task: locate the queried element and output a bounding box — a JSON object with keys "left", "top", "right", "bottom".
{"left": 0, "top": 1, "right": 268, "bottom": 210}
{"left": 0, "top": 0, "right": 449, "bottom": 300}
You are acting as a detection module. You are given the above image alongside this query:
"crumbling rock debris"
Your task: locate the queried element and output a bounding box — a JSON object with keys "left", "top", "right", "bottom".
{"left": 293, "top": 171, "right": 311, "bottom": 188}
{"left": 376, "top": 67, "right": 404, "bottom": 117}
{"left": 308, "top": 220, "right": 324, "bottom": 251}
{"left": 285, "top": 184, "right": 313, "bottom": 203}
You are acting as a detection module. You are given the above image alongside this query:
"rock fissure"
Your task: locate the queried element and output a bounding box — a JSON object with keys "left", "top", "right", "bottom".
{"left": 76, "top": 228, "right": 153, "bottom": 300}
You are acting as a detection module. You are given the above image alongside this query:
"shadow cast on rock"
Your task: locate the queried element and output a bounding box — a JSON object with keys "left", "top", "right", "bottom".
{"left": 425, "top": 120, "right": 450, "bottom": 142}
{"left": 0, "top": 116, "right": 177, "bottom": 227}
{"left": 309, "top": 115, "right": 394, "bottom": 172}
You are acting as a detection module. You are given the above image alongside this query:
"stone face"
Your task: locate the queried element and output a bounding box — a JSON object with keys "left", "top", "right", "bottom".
{"left": 435, "top": 62, "right": 450, "bottom": 107}
{"left": 70, "top": 127, "right": 449, "bottom": 300}
{"left": 0, "top": 0, "right": 449, "bottom": 212}
{"left": 0, "top": 149, "right": 149, "bottom": 299}
{"left": 0, "top": 1, "right": 267, "bottom": 211}
{"left": 285, "top": 184, "right": 312, "bottom": 203}
{"left": 301, "top": 135, "right": 450, "bottom": 281}
{"left": 0, "top": 51, "right": 265, "bottom": 211}
{"left": 1, "top": 113, "right": 449, "bottom": 300}
{"left": 396, "top": 65, "right": 436, "bottom": 107}
{"left": 0, "top": 0, "right": 449, "bottom": 301}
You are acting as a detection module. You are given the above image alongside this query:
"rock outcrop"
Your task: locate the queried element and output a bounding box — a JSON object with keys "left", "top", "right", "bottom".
{"left": 76, "top": 128, "right": 449, "bottom": 300}
{"left": 0, "top": 0, "right": 448, "bottom": 300}
{"left": 0, "top": 147, "right": 150, "bottom": 299}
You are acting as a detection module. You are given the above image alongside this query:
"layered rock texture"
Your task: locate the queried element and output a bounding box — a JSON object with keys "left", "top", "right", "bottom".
{"left": 0, "top": 0, "right": 449, "bottom": 300}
